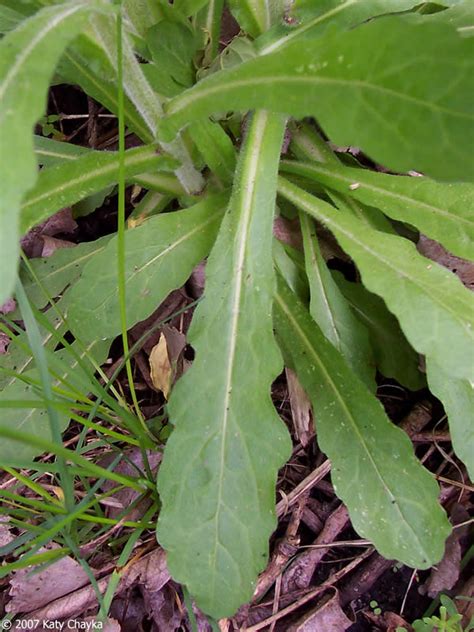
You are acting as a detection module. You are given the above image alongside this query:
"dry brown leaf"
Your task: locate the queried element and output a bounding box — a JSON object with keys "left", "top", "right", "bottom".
{"left": 422, "top": 503, "right": 470, "bottom": 598}
{"left": 41, "top": 235, "right": 75, "bottom": 257}
{"left": 188, "top": 260, "right": 207, "bottom": 299}
{"left": 100, "top": 447, "right": 161, "bottom": 520}
{"left": 21, "top": 208, "right": 77, "bottom": 258}
{"left": 288, "top": 591, "right": 352, "bottom": 631}
{"left": 26, "top": 548, "right": 170, "bottom": 624}
{"left": 150, "top": 334, "right": 172, "bottom": 398}
{"left": 0, "top": 333, "right": 9, "bottom": 355}
{"left": 7, "top": 546, "right": 90, "bottom": 614}
{"left": 286, "top": 368, "right": 312, "bottom": 447}
{"left": 0, "top": 298, "right": 16, "bottom": 314}
{"left": 0, "top": 298, "right": 16, "bottom": 354}
{"left": 417, "top": 235, "right": 474, "bottom": 290}
{"left": 149, "top": 326, "right": 186, "bottom": 399}
{"left": 0, "top": 516, "right": 14, "bottom": 547}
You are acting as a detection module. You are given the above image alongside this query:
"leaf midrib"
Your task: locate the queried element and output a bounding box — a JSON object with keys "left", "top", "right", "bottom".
{"left": 285, "top": 162, "right": 474, "bottom": 230}
{"left": 259, "top": 0, "right": 357, "bottom": 55}
{"left": 86, "top": 207, "right": 222, "bottom": 314}
{"left": 209, "top": 111, "right": 270, "bottom": 583}
{"left": 21, "top": 146, "right": 158, "bottom": 213}
{"left": 167, "top": 75, "right": 473, "bottom": 124}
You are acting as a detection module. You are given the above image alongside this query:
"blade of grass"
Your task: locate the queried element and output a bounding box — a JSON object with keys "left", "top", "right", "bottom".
{"left": 15, "top": 279, "right": 74, "bottom": 513}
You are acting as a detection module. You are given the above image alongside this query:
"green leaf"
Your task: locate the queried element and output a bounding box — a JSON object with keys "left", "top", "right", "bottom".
{"left": 58, "top": 38, "right": 153, "bottom": 143}
{"left": 160, "top": 17, "right": 474, "bottom": 182}
{"left": 0, "top": 305, "right": 67, "bottom": 391}
{"left": 146, "top": 19, "right": 197, "bottom": 94}
{"left": 0, "top": 4, "right": 22, "bottom": 33}
{"left": 192, "top": 0, "right": 224, "bottom": 64}
{"left": 68, "top": 193, "right": 228, "bottom": 342}
{"left": 0, "top": 339, "right": 110, "bottom": 466}
{"left": 333, "top": 272, "right": 425, "bottom": 390}
{"left": 89, "top": 11, "right": 204, "bottom": 193}
{"left": 281, "top": 160, "right": 474, "bottom": 260}
{"left": 123, "top": 0, "right": 163, "bottom": 38}
{"left": 0, "top": 0, "right": 107, "bottom": 305}
{"left": 257, "top": 0, "right": 425, "bottom": 54}
{"left": 20, "top": 236, "right": 111, "bottom": 310}
{"left": 421, "top": 1, "right": 474, "bottom": 38}
{"left": 278, "top": 177, "right": 474, "bottom": 382}
{"left": 274, "top": 277, "right": 451, "bottom": 568}
{"left": 426, "top": 358, "right": 474, "bottom": 479}
{"left": 188, "top": 119, "right": 236, "bottom": 185}
{"left": 34, "top": 134, "right": 91, "bottom": 166}
{"left": 157, "top": 112, "right": 292, "bottom": 618}
{"left": 300, "top": 212, "right": 375, "bottom": 389}
{"left": 228, "top": 0, "right": 285, "bottom": 38}
{"left": 21, "top": 145, "right": 176, "bottom": 234}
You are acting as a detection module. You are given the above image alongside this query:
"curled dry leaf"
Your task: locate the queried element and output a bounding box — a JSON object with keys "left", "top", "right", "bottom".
{"left": 285, "top": 368, "right": 312, "bottom": 447}
{"left": 0, "top": 299, "right": 16, "bottom": 355}
{"left": 421, "top": 503, "right": 470, "bottom": 598}
{"left": 20, "top": 208, "right": 77, "bottom": 258}
{"left": 0, "top": 516, "right": 14, "bottom": 547}
{"left": 149, "top": 325, "right": 186, "bottom": 399}
{"left": 40, "top": 235, "right": 75, "bottom": 257}
{"left": 100, "top": 447, "right": 162, "bottom": 520}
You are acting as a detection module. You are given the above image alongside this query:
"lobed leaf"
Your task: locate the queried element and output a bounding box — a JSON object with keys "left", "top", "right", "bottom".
{"left": 278, "top": 177, "right": 474, "bottom": 382}
{"left": 157, "top": 112, "right": 292, "bottom": 618}
{"left": 0, "top": 0, "right": 107, "bottom": 305}
{"left": 281, "top": 160, "right": 474, "bottom": 260}
{"left": 67, "top": 193, "right": 228, "bottom": 342}
{"left": 160, "top": 17, "right": 474, "bottom": 182}
{"left": 20, "top": 145, "right": 177, "bottom": 234}
{"left": 274, "top": 278, "right": 451, "bottom": 568}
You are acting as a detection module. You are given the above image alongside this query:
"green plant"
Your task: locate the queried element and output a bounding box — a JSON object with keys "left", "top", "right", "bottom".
{"left": 0, "top": 0, "right": 473, "bottom": 620}
{"left": 397, "top": 595, "right": 474, "bottom": 632}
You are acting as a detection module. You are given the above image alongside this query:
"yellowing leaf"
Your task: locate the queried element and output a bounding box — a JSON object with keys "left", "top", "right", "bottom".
{"left": 149, "top": 327, "right": 186, "bottom": 399}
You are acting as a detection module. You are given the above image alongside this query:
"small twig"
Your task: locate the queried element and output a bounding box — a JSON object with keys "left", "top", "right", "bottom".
{"left": 400, "top": 568, "right": 418, "bottom": 616}
{"left": 276, "top": 460, "right": 331, "bottom": 518}
{"left": 245, "top": 547, "right": 373, "bottom": 631}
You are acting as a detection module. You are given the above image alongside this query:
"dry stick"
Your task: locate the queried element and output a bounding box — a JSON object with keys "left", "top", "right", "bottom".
{"left": 253, "top": 495, "right": 307, "bottom": 602}
{"left": 282, "top": 503, "right": 349, "bottom": 593}
{"left": 245, "top": 547, "right": 374, "bottom": 632}
{"left": 339, "top": 552, "right": 394, "bottom": 607}
{"left": 276, "top": 460, "right": 331, "bottom": 518}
